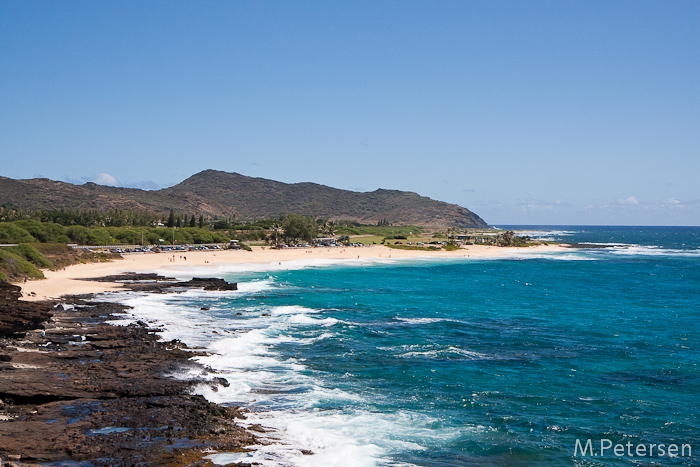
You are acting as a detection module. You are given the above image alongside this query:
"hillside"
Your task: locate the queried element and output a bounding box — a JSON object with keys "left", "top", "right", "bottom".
{"left": 0, "top": 170, "right": 487, "bottom": 229}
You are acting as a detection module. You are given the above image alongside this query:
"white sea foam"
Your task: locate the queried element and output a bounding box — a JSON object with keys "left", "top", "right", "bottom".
{"left": 500, "top": 251, "right": 599, "bottom": 261}
{"left": 379, "top": 344, "right": 490, "bottom": 361}
{"left": 499, "top": 229, "right": 578, "bottom": 241}
{"left": 400, "top": 346, "right": 490, "bottom": 360}
{"left": 395, "top": 317, "right": 455, "bottom": 325}
{"left": 271, "top": 305, "right": 321, "bottom": 316}
{"left": 607, "top": 246, "right": 700, "bottom": 257}
{"left": 288, "top": 315, "right": 340, "bottom": 326}
{"left": 100, "top": 275, "right": 462, "bottom": 466}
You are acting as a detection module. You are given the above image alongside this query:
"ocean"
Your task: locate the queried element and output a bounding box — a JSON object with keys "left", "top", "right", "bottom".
{"left": 108, "top": 226, "right": 700, "bottom": 466}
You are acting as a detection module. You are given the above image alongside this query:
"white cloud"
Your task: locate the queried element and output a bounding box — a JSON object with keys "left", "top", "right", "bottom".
{"left": 518, "top": 197, "right": 569, "bottom": 212}
{"left": 650, "top": 197, "right": 685, "bottom": 210}
{"left": 90, "top": 172, "right": 120, "bottom": 186}
{"left": 620, "top": 196, "right": 639, "bottom": 205}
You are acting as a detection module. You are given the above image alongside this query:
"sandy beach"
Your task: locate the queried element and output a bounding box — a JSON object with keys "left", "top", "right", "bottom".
{"left": 20, "top": 244, "right": 562, "bottom": 301}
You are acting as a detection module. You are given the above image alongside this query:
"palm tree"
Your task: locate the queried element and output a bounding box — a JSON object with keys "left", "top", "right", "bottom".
{"left": 270, "top": 222, "right": 282, "bottom": 245}
{"left": 319, "top": 220, "right": 336, "bottom": 237}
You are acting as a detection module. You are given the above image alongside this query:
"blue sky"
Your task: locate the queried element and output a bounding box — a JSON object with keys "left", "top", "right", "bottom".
{"left": 1, "top": 1, "right": 698, "bottom": 225}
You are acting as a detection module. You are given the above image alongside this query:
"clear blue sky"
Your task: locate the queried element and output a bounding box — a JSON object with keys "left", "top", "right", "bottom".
{"left": 1, "top": 1, "right": 698, "bottom": 225}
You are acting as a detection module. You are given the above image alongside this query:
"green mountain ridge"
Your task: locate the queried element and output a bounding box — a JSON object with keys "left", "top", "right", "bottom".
{"left": 0, "top": 170, "right": 488, "bottom": 229}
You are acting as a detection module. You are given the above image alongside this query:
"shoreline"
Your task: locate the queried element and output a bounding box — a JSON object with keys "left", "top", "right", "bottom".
{"left": 0, "top": 281, "right": 257, "bottom": 466}
{"left": 1, "top": 243, "right": 562, "bottom": 464}
{"left": 19, "top": 244, "right": 563, "bottom": 301}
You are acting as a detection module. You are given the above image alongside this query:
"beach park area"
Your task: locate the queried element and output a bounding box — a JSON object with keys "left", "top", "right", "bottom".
{"left": 21, "top": 243, "right": 562, "bottom": 301}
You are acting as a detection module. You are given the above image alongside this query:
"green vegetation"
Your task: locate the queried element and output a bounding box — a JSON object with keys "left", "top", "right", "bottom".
{"left": 386, "top": 244, "right": 441, "bottom": 251}
{"left": 3, "top": 244, "right": 53, "bottom": 269}
{"left": 1, "top": 214, "right": 540, "bottom": 250}
{"left": 0, "top": 223, "right": 36, "bottom": 243}
{"left": 333, "top": 221, "right": 421, "bottom": 238}
{"left": 0, "top": 243, "right": 117, "bottom": 282}
{"left": 282, "top": 214, "right": 317, "bottom": 243}
{"left": 34, "top": 243, "right": 113, "bottom": 269}
{"left": 2, "top": 207, "right": 166, "bottom": 227}
{"left": 494, "top": 230, "right": 532, "bottom": 247}
{"left": 12, "top": 219, "right": 70, "bottom": 243}
{"left": 0, "top": 219, "right": 233, "bottom": 246}
{"left": 0, "top": 249, "right": 45, "bottom": 280}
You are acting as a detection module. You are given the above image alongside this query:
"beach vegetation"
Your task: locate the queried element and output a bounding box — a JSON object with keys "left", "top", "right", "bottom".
{"left": 494, "top": 230, "right": 531, "bottom": 247}
{"left": 318, "top": 220, "right": 337, "bottom": 237}
{"left": 3, "top": 244, "right": 53, "bottom": 269}
{"left": 0, "top": 213, "right": 507, "bottom": 251}
{"left": 35, "top": 243, "right": 114, "bottom": 269}
{"left": 385, "top": 244, "right": 436, "bottom": 251}
{"left": 282, "top": 213, "right": 317, "bottom": 243}
{"left": 0, "top": 242, "right": 118, "bottom": 281}
{"left": 213, "top": 218, "right": 231, "bottom": 229}
{"left": 12, "top": 219, "right": 70, "bottom": 243}
{"left": 64, "top": 226, "right": 113, "bottom": 246}
{"left": 0, "top": 249, "right": 45, "bottom": 280}
{"left": 0, "top": 223, "right": 36, "bottom": 243}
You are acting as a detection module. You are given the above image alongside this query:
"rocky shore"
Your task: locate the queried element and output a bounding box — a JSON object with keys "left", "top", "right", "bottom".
{"left": 0, "top": 279, "right": 258, "bottom": 467}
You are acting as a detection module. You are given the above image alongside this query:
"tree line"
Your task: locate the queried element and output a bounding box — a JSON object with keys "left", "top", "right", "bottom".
{"left": 0, "top": 206, "right": 424, "bottom": 246}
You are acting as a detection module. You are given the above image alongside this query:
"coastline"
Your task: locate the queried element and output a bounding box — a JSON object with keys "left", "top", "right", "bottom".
{"left": 1, "top": 243, "right": 563, "bottom": 465}
{"left": 20, "top": 244, "right": 562, "bottom": 301}
{"left": 0, "top": 281, "right": 257, "bottom": 466}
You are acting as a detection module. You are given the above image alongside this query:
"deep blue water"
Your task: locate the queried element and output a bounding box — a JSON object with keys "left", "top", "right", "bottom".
{"left": 119, "top": 226, "right": 700, "bottom": 466}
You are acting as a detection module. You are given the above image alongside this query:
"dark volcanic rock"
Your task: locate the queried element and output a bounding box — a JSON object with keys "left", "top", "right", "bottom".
{"left": 185, "top": 277, "right": 238, "bottom": 291}
{"left": 0, "top": 282, "right": 53, "bottom": 338}
{"left": 81, "top": 273, "right": 238, "bottom": 293}
{"left": 0, "top": 296, "right": 257, "bottom": 466}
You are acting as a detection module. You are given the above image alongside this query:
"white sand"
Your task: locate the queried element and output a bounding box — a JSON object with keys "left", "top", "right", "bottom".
{"left": 19, "top": 244, "right": 562, "bottom": 301}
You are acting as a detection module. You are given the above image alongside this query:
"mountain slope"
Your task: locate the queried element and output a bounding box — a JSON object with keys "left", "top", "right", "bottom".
{"left": 164, "top": 170, "right": 487, "bottom": 228}
{"left": 0, "top": 171, "right": 488, "bottom": 229}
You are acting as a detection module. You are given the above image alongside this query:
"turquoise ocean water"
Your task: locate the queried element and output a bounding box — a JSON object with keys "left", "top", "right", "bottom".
{"left": 112, "top": 226, "right": 700, "bottom": 466}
